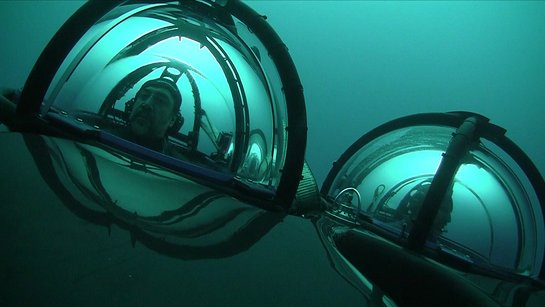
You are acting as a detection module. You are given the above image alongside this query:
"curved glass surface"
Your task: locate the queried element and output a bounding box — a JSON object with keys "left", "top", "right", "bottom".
{"left": 451, "top": 140, "right": 545, "bottom": 276}
{"left": 40, "top": 1, "right": 291, "bottom": 193}
{"left": 324, "top": 122, "right": 545, "bottom": 278}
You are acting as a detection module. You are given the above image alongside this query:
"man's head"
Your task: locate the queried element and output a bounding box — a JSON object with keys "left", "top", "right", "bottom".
{"left": 406, "top": 182, "right": 453, "bottom": 239}
{"left": 128, "top": 78, "right": 182, "bottom": 141}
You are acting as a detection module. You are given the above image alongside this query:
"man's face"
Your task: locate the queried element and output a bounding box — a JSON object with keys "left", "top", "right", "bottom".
{"left": 129, "top": 85, "right": 177, "bottom": 140}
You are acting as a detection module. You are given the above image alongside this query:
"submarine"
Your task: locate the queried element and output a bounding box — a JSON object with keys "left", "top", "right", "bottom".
{"left": 1, "top": 1, "right": 544, "bottom": 306}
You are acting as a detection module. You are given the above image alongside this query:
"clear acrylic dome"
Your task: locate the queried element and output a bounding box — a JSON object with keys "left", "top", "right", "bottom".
{"left": 322, "top": 112, "right": 545, "bottom": 278}
{"left": 19, "top": 0, "right": 307, "bottom": 205}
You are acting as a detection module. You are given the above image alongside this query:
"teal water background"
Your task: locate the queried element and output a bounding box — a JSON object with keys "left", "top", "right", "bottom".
{"left": 0, "top": 1, "right": 543, "bottom": 187}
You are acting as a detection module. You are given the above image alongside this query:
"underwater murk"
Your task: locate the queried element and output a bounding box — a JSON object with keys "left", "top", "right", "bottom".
{"left": 1, "top": 1, "right": 544, "bottom": 306}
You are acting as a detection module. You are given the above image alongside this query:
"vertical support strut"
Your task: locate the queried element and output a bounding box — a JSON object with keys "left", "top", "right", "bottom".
{"left": 407, "top": 116, "right": 487, "bottom": 250}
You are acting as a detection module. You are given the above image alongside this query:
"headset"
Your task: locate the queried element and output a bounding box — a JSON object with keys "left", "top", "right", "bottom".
{"left": 395, "top": 178, "right": 454, "bottom": 227}
{"left": 99, "top": 62, "right": 207, "bottom": 152}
